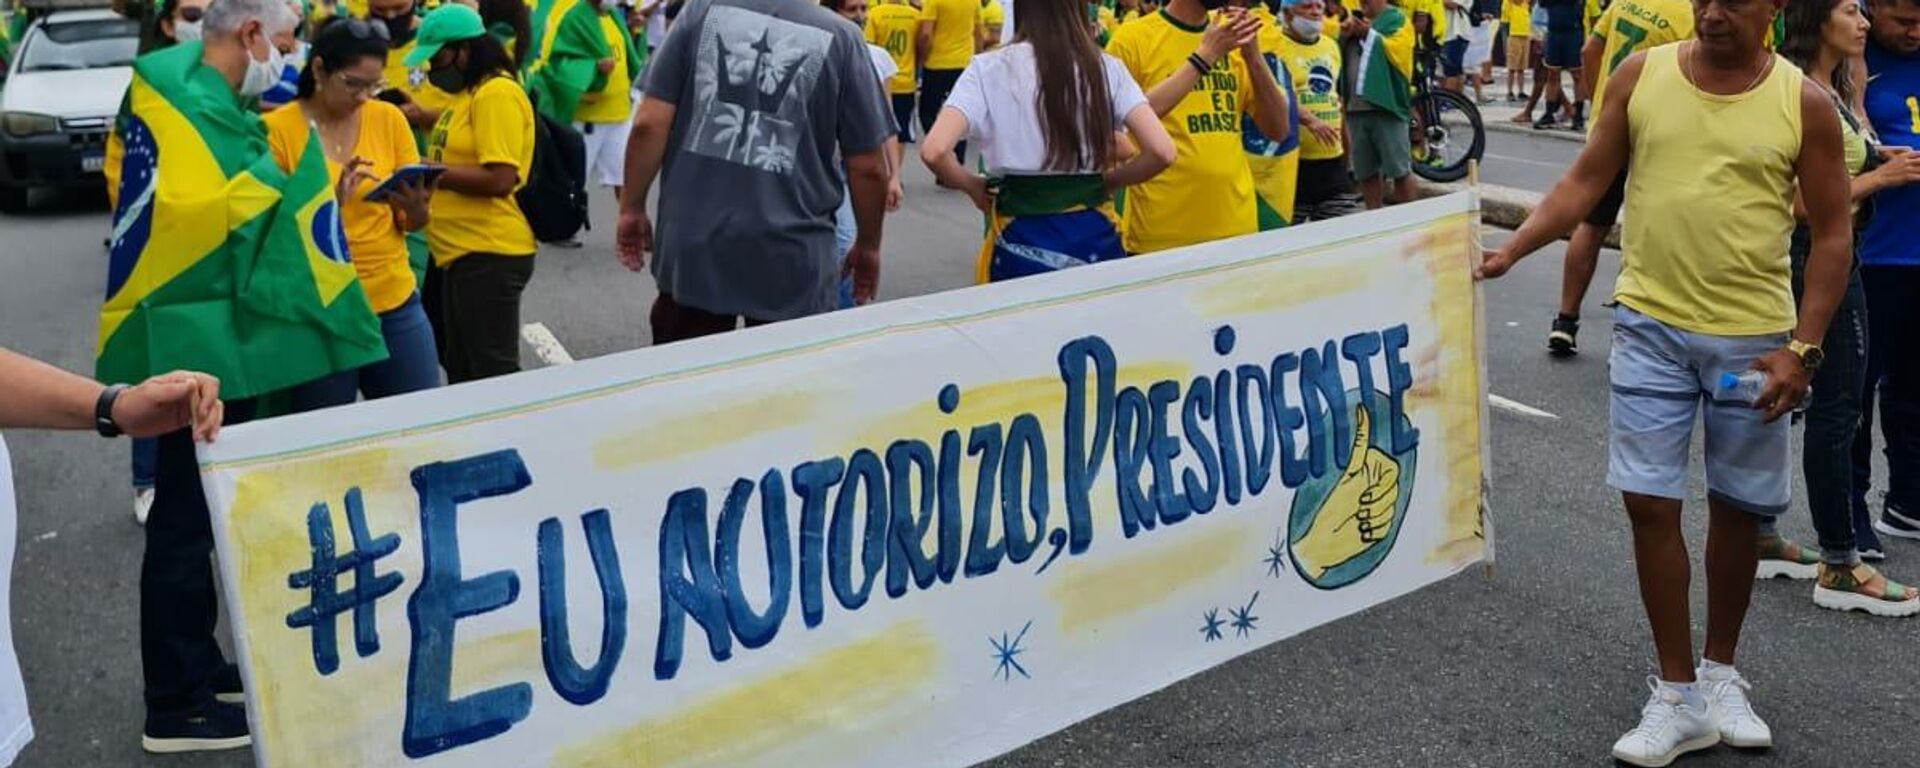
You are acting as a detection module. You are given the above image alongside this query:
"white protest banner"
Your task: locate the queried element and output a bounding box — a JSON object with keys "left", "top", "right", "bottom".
{"left": 201, "top": 193, "right": 1492, "bottom": 767}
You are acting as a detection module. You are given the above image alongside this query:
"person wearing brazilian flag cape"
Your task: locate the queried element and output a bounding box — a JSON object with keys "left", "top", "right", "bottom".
{"left": 1348, "top": 0, "right": 1414, "bottom": 209}
{"left": 96, "top": 0, "right": 387, "bottom": 753}
{"left": 524, "top": 0, "right": 616, "bottom": 124}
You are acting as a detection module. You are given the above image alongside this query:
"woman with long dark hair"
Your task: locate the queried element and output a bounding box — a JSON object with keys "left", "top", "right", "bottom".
{"left": 920, "top": 0, "right": 1174, "bottom": 282}
{"left": 264, "top": 18, "right": 442, "bottom": 407}
{"left": 409, "top": 4, "right": 538, "bottom": 383}
{"left": 1764, "top": 0, "right": 1920, "bottom": 616}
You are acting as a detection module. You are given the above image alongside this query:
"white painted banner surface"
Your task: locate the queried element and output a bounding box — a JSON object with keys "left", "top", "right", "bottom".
{"left": 201, "top": 193, "right": 1492, "bottom": 768}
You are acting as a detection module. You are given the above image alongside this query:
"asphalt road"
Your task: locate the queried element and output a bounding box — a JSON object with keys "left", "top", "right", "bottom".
{"left": 1, "top": 133, "right": 1914, "bottom": 768}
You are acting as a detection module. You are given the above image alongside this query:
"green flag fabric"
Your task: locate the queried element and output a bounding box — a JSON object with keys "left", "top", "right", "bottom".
{"left": 1356, "top": 5, "right": 1414, "bottom": 121}
{"left": 98, "top": 42, "right": 387, "bottom": 400}
{"left": 525, "top": 0, "right": 612, "bottom": 124}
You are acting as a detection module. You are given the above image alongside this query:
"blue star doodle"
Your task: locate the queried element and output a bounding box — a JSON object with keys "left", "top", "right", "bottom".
{"left": 1200, "top": 608, "right": 1225, "bottom": 642}
{"left": 1265, "top": 533, "right": 1287, "bottom": 578}
{"left": 990, "top": 620, "right": 1033, "bottom": 681}
{"left": 1229, "top": 592, "right": 1261, "bottom": 638}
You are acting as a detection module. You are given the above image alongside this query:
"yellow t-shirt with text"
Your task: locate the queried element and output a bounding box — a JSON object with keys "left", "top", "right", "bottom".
{"left": 867, "top": 2, "right": 922, "bottom": 94}
{"left": 1108, "top": 11, "right": 1259, "bottom": 253}
{"left": 920, "top": 0, "right": 980, "bottom": 69}
{"left": 575, "top": 13, "right": 636, "bottom": 123}
{"left": 425, "top": 76, "right": 538, "bottom": 264}
{"left": 262, "top": 101, "right": 422, "bottom": 314}
{"left": 1278, "top": 31, "right": 1342, "bottom": 160}
{"left": 1590, "top": 0, "right": 1694, "bottom": 118}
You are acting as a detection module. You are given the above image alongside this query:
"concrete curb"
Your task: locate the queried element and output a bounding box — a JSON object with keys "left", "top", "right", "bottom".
{"left": 1484, "top": 118, "right": 1588, "bottom": 145}
{"left": 1415, "top": 179, "right": 1621, "bottom": 249}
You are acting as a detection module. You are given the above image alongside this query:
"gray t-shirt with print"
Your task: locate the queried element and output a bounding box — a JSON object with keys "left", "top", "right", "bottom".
{"left": 645, "top": 0, "right": 893, "bottom": 321}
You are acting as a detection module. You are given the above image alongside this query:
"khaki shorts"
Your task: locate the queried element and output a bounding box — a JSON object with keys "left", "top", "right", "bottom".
{"left": 1505, "top": 32, "right": 1531, "bottom": 71}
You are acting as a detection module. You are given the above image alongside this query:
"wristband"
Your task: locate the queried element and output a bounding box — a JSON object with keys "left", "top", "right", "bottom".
{"left": 95, "top": 384, "right": 128, "bottom": 438}
{"left": 1188, "top": 53, "right": 1213, "bottom": 76}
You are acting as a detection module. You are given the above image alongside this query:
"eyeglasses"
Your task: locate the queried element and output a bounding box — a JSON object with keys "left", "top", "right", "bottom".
{"left": 177, "top": 5, "right": 204, "bottom": 22}
{"left": 334, "top": 72, "right": 389, "bottom": 95}
{"left": 327, "top": 17, "right": 391, "bottom": 41}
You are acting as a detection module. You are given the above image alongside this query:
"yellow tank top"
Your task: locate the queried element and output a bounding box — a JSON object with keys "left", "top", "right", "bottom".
{"left": 1616, "top": 43, "right": 1803, "bottom": 336}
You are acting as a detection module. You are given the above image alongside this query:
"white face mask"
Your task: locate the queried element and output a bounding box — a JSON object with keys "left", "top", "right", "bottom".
{"left": 238, "top": 32, "right": 288, "bottom": 97}
{"left": 1288, "top": 15, "right": 1321, "bottom": 40}
{"left": 173, "top": 19, "right": 204, "bottom": 41}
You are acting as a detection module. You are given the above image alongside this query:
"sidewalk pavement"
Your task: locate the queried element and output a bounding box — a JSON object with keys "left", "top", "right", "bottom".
{"left": 1470, "top": 68, "right": 1590, "bottom": 145}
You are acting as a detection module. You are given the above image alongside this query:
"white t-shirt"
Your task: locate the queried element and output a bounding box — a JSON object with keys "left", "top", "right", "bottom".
{"left": 0, "top": 438, "right": 32, "bottom": 767}
{"left": 943, "top": 42, "right": 1149, "bottom": 176}
{"left": 866, "top": 42, "right": 899, "bottom": 85}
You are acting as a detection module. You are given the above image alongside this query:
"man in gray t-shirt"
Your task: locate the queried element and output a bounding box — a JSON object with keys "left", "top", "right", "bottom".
{"left": 616, "top": 0, "right": 895, "bottom": 341}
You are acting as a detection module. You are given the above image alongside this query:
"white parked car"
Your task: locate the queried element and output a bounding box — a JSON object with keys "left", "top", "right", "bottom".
{"left": 0, "top": 8, "right": 138, "bottom": 212}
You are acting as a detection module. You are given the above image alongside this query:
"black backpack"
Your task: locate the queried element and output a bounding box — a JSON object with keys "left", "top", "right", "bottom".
{"left": 518, "top": 107, "right": 591, "bottom": 243}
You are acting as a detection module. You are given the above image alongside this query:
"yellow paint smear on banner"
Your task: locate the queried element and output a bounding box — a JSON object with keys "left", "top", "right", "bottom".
{"left": 1403, "top": 217, "right": 1488, "bottom": 567}
{"left": 556, "top": 621, "right": 937, "bottom": 768}
{"left": 1187, "top": 262, "right": 1370, "bottom": 319}
{"left": 593, "top": 391, "right": 830, "bottom": 471}
{"left": 1050, "top": 521, "right": 1252, "bottom": 634}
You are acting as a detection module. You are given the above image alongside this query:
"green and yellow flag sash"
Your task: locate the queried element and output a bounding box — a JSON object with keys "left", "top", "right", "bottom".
{"left": 1356, "top": 5, "right": 1414, "bottom": 121}
{"left": 99, "top": 42, "right": 386, "bottom": 400}
{"left": 525, "top": 0, "right": 612, "bottom": 124}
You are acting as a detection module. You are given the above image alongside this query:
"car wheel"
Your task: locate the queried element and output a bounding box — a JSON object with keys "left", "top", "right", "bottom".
{"left": 0, "top": 186, "right": 27, "bottom": 214}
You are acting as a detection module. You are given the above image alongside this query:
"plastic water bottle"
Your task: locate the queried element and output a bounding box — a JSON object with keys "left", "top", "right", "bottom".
{"left": 1719, "top": 371, "right": 1768, "bottom": 405}
{"left": 1719, "top": 370, "right": 1814, "bottom": 412}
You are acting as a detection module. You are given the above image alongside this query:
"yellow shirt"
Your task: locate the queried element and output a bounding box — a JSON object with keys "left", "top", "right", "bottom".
{"left": 981, "top": 0, "right": 1006, "bottom": 45}
{"left": 1095, "top": 4, "right": 1117, "bottom": 34}
{"left": 1412, "top": 0, "right": 1446, "bottom": 40}
{"left": 385, "top": 42, "right": 457, "bottom": 115}
{"left": 920, "top": 0, "right": 979, "bottom": 69}
{"left": 867, "top": 2, "right": 922, "bottom": 94}
{"left": 425, "top": 76, "right": 538, "bottom": 264}
{"left": 575, "top": 14, "right": 634, "bottom": 123}
{"left": 1108, "top": 11, "right": 1259, "bottom": 253}
{"left": 1503, "top": 0, "right": 1531, "bottom": 33}
{"left": 1618, "top": 44, "right": 1803, "bottom": 335}
{"left": 262, "top": 101, "right": 422, "bottom": 314}
{"left": 1590, "top": 0, "right": 1693, "bottom": 118}
{"left": 1278, "top": 31, "right": 1342, "bottom": 160}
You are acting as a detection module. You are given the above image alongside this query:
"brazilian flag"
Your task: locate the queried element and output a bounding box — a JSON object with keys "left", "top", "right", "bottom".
{"left": 1356, "top": 4, "right": 1414, "bottom": 121}
{"left": 525, "top": 0, "right": 612, "bottom": 124}
{"left": 99, "top": 42, "right": 386, "bottom": 400}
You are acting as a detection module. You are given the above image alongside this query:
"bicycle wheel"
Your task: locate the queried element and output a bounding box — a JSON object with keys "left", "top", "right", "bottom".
{"left": 1409, "top": 89, "right": 1485, "bottom": 184}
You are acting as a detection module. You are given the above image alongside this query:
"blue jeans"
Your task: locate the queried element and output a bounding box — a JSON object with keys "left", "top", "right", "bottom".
{"left": 132, "top": 437, "right": 156, "bottom": 489}
{"left": 1764, "top": 233, "right": 1867, "bottom": 563}
{"left": 288, "top": 294, "right": 442, "bottom": 411}
{"left": 1855, "top": 265, "right": 1920, "bottom": 518}
{"left": 833, "top": 193, "right": 857, "bottom": 309}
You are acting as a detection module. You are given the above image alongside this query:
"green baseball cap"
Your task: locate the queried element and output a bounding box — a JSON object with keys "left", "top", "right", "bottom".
{"left": 402, "top": 4, "right": 487, "bottom": 69}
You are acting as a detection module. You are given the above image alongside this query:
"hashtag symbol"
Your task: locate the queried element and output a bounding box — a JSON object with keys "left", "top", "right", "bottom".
{"left": 285, "top": 487, "right": 404, "bottom": 676}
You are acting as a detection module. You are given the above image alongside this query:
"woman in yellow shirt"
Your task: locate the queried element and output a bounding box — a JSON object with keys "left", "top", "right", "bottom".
{"left": 408, "top": 4, "right": 538, "bottom": 383}
{"left": 266, "top": 19, "right": 443, "bottom": 408}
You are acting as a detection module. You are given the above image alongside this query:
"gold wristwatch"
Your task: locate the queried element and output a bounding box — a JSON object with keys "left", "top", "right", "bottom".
{"left": 1787, "top": 339, "right": 1825, "bottom": 373}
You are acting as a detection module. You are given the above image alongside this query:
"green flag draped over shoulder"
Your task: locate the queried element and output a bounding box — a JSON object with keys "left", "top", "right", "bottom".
{"left": 98, "top": 42, "right": 386, "bottom": 400}
{"left": 1356, "top": 5, "right": 1414, "bottom": 120}
{"left": 526, "top": 0, "right": 612, "bottom": 124}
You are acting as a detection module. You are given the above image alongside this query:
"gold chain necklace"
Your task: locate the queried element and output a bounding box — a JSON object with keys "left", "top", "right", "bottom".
{"left": 300, "top": 103, "right": 357, "bottom": 163}
{"left": 1683, "top": 41, "right": 1772, "bottom": 97}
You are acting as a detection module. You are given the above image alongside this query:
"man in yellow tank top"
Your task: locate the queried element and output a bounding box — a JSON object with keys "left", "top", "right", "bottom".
{"left": 1478, "top": 0, "right": 1853, "bottom": 764}
{"left": 1542, "top": 0, "right": 1692, "bottom": 357}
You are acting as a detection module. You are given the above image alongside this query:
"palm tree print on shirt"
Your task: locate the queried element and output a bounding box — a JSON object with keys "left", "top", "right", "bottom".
{"left": 685, "top": 5, "right": 830, "bottom": 174}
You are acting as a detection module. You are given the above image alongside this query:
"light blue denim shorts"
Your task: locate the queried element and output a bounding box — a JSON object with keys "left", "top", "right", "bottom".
{"left": 1607, "top": 306, "right": 1793, "bottom": 516}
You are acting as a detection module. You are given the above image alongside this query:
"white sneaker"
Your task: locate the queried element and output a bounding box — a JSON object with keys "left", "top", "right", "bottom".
{"left": 1611, "top": 677, "right": 1720, "bottom": 767}
{"left": 134, "top": 488, "right": 154, "bottom": 527}
{"left": 1699, "top": 665, "right": 1773, "bottom": 748}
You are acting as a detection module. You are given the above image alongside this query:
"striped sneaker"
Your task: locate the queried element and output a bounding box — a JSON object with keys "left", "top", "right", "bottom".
{"left": 1875, "top": 504, "right": 1920, "bottom": 542}
{"left": 1755, "top": 536, "right": 1819, "bottom": 580}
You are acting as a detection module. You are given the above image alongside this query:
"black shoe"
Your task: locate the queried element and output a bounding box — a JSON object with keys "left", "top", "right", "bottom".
{"left": 143, "top": 701, "right": 251, "bottom": 754}
{"left": 1547, "top": 314, "right": 1579, "bottom": 356}
{"left": 213, "top": 662, "right": 244, "bottom": 705}
{"left": 1568, "top": 117, "right": 1586, "bottom": 133}
{"left": 1876, "top": 504, "right": 1920, "bottom": 541}
{"left": 547, "top": 237, "right": 584, "bottom": 249}
{"left": 1533, "top": 114, "right": 1558, "bottom": 130}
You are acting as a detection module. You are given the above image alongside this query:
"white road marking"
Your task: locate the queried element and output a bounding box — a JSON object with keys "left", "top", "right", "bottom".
{"left": 32, "top": 531, "right": 56, "bottom": 543}
{"left": 520, "top": 322, "right": 575, "bottom": 366}
{"left": 1490, "top": 393, "right": 1559, "bottom": 420}
{"left": 1485, "top": 152, "right": 1567, "bottom": 169}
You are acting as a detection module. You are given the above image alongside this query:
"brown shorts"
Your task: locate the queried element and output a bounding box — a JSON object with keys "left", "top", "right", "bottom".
{"left": 1506, "top": 32, "right": 1531, "bottom": 71}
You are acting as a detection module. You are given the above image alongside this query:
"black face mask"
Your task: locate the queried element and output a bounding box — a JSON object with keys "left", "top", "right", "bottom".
{"left": 375, "top": 13, "right": 416, "bottom": 47}
{"left": 427, "top": 64, "right": 467, "bottom": 93}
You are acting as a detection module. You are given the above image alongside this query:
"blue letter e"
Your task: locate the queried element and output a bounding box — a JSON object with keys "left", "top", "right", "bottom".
{"left": 403, "top": 450, "right": 535, "bottom": 758}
